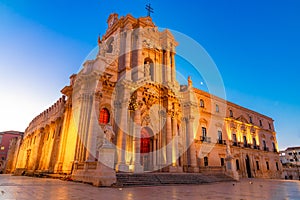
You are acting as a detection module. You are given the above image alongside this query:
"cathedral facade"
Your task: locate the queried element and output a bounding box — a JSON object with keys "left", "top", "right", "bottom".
{"left": 9, "top": 14, "right": 281, "bottom": 186}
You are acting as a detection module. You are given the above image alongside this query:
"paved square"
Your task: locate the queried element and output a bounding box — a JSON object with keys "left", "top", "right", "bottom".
{"left": 0, "top": 175, "right": 300, "bottom": 200}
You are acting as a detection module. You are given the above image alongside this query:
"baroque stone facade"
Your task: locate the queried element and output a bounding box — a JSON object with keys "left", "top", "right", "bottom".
{"left": 8, "top": 13, "right": 282, "bottom": 185}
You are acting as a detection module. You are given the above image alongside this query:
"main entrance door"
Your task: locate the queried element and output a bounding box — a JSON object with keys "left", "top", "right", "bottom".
{"left": 140, "top": 127, "right": 153, "bottom": 171}
{"left": 245, "top": 155, "right": 252, "bottom": 178}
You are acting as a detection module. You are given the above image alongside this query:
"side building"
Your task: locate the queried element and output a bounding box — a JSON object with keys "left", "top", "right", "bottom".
{"left": 193, "top": 88, "right": 281, "bottom": 179}
{"left": 280, "top": 147, "right": 300, "bottom": 180}
{"left": 7, "top": 13, "right": 282, "bottom": 185}
{"left": 0, "top": 131, "right": 24, "bottom": 173}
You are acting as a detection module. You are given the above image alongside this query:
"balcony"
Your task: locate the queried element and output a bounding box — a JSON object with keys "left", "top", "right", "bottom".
{"left": 217, "top": 140, "right": 226, "bottom": 145}
{"left": 232, "top": 141, "right": 238, "bottom": 147}
{"left": 243, "top": 143, "right": 252, "bottom": 148}
{"left": 263, "top": 147, "right": 269, "bottom": 151}
{"left": 253, "top": 145, "right": 260, "bottom": 150}
{"left": 200, "top": 136, "right": 211, "bottom": 143}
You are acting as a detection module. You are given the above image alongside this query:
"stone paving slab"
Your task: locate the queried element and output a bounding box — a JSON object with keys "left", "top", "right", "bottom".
{"left": 0, "top": 174, "right": 300, "bottom": 200}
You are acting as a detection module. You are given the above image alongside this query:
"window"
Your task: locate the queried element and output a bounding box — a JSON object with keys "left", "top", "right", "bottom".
{"left": 263, "top": 140, "right": 266, "bottom": 149}
{"left": 256, "top": 161, "right": 260, "bottom": 170}
{"left": 236, "top": 159, "right": 240, "bottom": 170}
{"left": 204, "top": 157, "right": 209, "bottom": 166}
{"left": 276, "top": 162, "right": 279, "bottom": 171}
{"left": 249, "top": 116, "right": 253, "bottom": 124}
{"left": 290, "top": 159, "right": 294, "bottom": 162}
{"left": 232, "top": 134, "right": 237, "bottom": 142}
{"left": 253, "top": 138, "right": 257, "bottom": 148}
{"left": 202, "top": 127, "right": 207, "bottom": 137}
{"left": 0, "top": 135, "right": 2, "bottom": 144}
{"left": 99, "top": 108, "right": 110, "bottom": 124}
{"left": 266, "top": 161, "right": 269, "bottom": 170}
{"left": 0, "top": 146, "right": 4, "bottom": 150}
{"left": 229, "top": 110, "right": 233, "bottom": 117}
{"left": 232, "top": 133, "right": 237, "bottom": 146}
{"left": 200, "top": 99, "right": 205, "bottom": 108}
{"left": 268, "top": 122, "right": 272, "bottom": 130}
{"left": 216, "top": 104, "right": 219, "bottom": 113}
{"left": 1, "top": 157, "right": 4, "bottom": 161}
{"left": 243, "top": 136, "right": 247, "bottom": 146}
{"left": 288, "top": 152, "right": 293, "bottom": 156}
{"left": 259, "top": 120, "right": 263, "bottom": 127}
{"left": 220, "top": 158, "right": 225, "bottom": 166}
{"left": 218, "top": 131, "right": 222, "bottom": 141}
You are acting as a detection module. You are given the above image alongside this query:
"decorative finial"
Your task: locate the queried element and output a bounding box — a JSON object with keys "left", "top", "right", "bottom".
{"left": 145, "top": 3, "right": 154, "bottom": 17}
{"left": 98, "top": 34, "right": 101, "bottom": 45}
{"left": 188, "top": 76, "right": 192, "bottom": 87}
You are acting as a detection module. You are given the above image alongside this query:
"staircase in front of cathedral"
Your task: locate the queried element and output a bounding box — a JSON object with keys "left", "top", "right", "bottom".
{"left": 116, "top": 173, "right": 235, "bottom": 187}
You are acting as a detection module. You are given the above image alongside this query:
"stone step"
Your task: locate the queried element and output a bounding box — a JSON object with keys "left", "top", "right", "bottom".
{"left": 116, "top": 173, "right": 235, "bottom": 187}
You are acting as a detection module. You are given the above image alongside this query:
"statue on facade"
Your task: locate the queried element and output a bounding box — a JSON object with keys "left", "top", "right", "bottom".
{"left": 226, "top": 142, "right": 232, "bottom": 159}
{"left": 103, "top": 124, "right": 115, "bottom": 144}
{"left": 144, "top": 61, "right": 150, "bottom": 77}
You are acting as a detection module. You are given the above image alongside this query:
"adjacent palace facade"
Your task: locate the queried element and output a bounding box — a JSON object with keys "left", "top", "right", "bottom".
{"left": 8, "top": 14, "right": 282, "bottom": 186}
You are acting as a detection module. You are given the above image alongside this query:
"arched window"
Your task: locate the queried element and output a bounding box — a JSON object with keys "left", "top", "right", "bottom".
{"left": 218, "top": 131, "right": 222, "bottom": 144}
{"left": 259, "top": 119, "right": 263, "bottom": 127}
{"left": 229, "top": 110, "right": 233, "bottom": 117}
{"left": 216, "top": 104, "right": 219, "bottom": 112}
{"left": 263, "top": 140, "right": 267, "bottom": 151}
{"left": 99, "top": 108, "right": 110, "bottom": 124}
{"left": 200, "top": 99, "right": 205, "bottom": 108}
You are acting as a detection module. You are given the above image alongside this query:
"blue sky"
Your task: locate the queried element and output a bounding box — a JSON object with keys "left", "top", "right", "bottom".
{"left": 0, "top": 0, "right": 299, "bottom": 149}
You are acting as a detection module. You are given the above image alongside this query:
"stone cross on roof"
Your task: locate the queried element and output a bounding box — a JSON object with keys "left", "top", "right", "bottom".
{"left": 145, "top": 3, "right": 154, "bottom": 17}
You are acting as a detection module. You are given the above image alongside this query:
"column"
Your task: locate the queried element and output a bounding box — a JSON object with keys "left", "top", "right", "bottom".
{"left": 187, "top": 117, "right": 198, "bottom": 172}
{"left": 124, "top": 30, "right": 132, "bottom": 81}
{"left": 166, "top": 113, "right": 172, "bottom": 166}
{"left": 172, "top": 117, "right": 178, "bottom": 166}
{"left": 85, "top": 93, "right": 98, "bottom": 161}
{"left": 136, "top": 30, "right": 144, "bottom": 80}
{"left": 77, "top": 93, "right": 90, "bottom": 162}
{"left": 164, "top": 51, "right": 170, "bottom": 82}
{"left": 34, "top": 129, "right": 45, "bottom": 171}
{"left": 171, "top": 53, "right": 176, "bottom": 83}
{"left": 131, "top": 109, "right": 143, "bottom": 172}
{"left": 116, "top": 103, "right": 129, "bottom": 172}
{"left": 166, "top": 51, "right": 172, "bottom": 82}
{"left": 153, "top": 138, "right": 157, "bottom": 170}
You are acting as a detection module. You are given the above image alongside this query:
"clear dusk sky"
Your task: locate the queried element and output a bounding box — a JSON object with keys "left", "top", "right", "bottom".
{"left": 0, "top": 0, "right": 299, "bottom": 150}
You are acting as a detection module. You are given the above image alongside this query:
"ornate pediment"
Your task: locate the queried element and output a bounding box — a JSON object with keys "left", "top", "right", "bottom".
{"left": 236, "top": 115, "right": 249, "bottom": 124}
